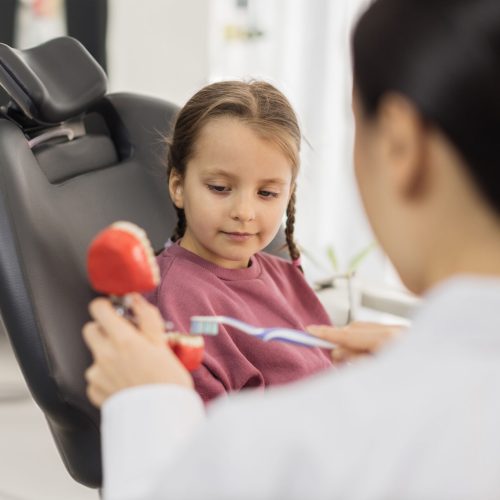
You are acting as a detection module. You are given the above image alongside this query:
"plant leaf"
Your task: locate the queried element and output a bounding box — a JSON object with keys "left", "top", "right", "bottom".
{"left": 326, "top": 245, "right": 339, "bottom": 272}
{"left": 347, "top": 242, "right": 376, "bottom": 273}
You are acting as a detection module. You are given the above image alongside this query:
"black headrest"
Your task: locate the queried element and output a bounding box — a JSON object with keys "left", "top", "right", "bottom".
{"left": 0, "top": 37, "right": 107, "bottom": 124}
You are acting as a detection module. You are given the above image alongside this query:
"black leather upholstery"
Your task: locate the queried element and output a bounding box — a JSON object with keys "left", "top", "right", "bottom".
{"left": 0, "top": 37, "right": 107, "bottom": 123}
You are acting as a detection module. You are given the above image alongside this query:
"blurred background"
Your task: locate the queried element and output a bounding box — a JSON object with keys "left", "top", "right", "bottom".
{"left": 1, "top": 0, "right": 400, "bottom": 286}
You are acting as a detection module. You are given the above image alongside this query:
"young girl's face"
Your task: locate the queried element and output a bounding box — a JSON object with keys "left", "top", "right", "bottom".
{"left": 169, "top": 117, "right": 294, "bottom": 269}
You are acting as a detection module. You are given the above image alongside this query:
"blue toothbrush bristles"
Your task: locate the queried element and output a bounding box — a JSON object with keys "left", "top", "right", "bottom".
{"left": 190, "top": 316, "right": 220, "bottom": 335}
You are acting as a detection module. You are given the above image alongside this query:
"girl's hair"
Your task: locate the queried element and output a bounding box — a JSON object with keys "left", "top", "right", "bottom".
{"left": 352, "top": 0, "right": 500, "bottom": 214}
{"left": 166, "top": 80, "right": 303, "bottom": 264}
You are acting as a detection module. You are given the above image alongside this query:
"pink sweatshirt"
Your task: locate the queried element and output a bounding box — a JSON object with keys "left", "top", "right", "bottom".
{"left": 148, "top": 243, "right": 333, "bottom": 402}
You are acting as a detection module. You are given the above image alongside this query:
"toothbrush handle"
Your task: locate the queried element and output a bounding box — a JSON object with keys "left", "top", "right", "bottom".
{"left": 264, "top": 329, "right": 336, "bottom": 349}
{"left": 217, "top": 316, "right": 260, "bottom": 334}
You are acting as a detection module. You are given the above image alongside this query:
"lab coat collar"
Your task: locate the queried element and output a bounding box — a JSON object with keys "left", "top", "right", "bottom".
{"left": 408, "top": 274, "right": 500, "bottom": 346}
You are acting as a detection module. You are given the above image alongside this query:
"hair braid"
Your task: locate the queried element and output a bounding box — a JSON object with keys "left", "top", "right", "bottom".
{"left": 171, "top": 207, "right": 186, "bottom": 242}
{"left": 285, "top": 187, "right": 303, "bottom": 272}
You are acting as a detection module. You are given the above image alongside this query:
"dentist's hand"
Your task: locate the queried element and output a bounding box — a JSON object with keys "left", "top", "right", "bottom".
{"left": 307, "top": 322, "right": 403, "bottom": 363}
{"left": 83, "top": 294, "right": 193, "bottom": 408}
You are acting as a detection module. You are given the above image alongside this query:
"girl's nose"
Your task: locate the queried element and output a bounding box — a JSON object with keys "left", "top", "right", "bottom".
{"left": 230, "top": 195, "right": 256, "bottom": 222}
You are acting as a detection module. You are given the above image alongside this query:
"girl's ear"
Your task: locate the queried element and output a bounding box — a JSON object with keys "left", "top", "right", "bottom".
{"left": 168, "top": 170, "right": 184, "bottom": 208}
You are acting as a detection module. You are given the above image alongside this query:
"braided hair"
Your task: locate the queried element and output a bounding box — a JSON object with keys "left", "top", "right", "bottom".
{"left": 285, "top": 186, "right": 302, "bottom": 270}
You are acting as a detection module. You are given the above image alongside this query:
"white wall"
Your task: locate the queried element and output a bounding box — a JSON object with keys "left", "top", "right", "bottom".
{"left": 107, "top": 0, "right": 210, "bottom": 106}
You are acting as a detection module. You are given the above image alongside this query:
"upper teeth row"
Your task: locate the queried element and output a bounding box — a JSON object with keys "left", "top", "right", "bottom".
{"left": 111, "top": 221, "right": 160, "bottom": 285}
{"left": 165, "top": 332, "right": 204, "bottom": 347}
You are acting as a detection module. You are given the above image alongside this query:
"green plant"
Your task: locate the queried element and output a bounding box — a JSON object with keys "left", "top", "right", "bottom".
{"left": 325, "top": 242, "right": 376, "bottom": 323}
{"left": 326, "top": 242, "right": 376, "bottom": 274}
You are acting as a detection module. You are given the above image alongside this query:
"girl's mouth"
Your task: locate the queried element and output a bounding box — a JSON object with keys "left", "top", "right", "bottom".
{"left": 221, "top": 231, "right": 255, "bottom": 242}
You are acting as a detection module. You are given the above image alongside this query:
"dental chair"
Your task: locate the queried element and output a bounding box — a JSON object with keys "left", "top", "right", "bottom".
{"left": 0, "top": 36, "right": 179, "bottom": 488}
{"left": 0, "top": 36, "right": 288, "bottom": 488}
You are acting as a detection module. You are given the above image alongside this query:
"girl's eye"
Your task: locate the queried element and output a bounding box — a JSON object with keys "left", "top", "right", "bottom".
{"left": 207, "top": 184, "right": 230, "bottom": 193}
{"left": 259, "top": 190, "right": 279, "bottom": 199}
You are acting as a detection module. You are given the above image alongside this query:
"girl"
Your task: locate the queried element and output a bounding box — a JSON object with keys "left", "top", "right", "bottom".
{"left": 148, "top": 80, "right": 333, "bottom": 402}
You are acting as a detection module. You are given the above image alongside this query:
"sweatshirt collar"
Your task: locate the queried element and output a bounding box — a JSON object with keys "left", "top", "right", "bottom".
{"left": 164, "top": 242, "right": 262, "bottom": 281}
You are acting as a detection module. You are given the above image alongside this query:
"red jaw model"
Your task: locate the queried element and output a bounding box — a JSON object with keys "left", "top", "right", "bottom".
{"left": 87, "top": 221, "right": 204, "bottom": 371}
{"left": 87, "top": 222, "right": 160, "bottom": 296}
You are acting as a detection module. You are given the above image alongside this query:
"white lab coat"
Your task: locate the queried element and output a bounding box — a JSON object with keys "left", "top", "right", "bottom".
{"left": 102, "top": 276, "right": 500, "bottom": 500}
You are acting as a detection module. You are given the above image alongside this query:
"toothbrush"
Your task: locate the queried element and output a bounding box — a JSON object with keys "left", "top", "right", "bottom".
{"left": 189, "top": 316, "right": 336, "bottom": 350}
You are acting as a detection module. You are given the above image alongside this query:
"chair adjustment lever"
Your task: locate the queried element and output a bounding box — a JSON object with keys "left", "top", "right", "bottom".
{"left": 28, "top": 126, "right": 76, "bottom": 149}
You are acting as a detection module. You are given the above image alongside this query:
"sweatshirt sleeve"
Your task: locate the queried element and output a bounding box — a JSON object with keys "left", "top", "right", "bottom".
{"left": 154, "top": 266, "right": 230, "bottom": 401}
{"left": 158, "top": 280, "right": 263, "bottom": 401}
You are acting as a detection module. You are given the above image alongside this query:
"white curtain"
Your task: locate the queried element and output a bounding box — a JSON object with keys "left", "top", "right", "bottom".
{"left": 15, "top": 0, "right": 66, "bottom": 49}
{"left": 209, "top": 0, "right": 394, "bottom": 284}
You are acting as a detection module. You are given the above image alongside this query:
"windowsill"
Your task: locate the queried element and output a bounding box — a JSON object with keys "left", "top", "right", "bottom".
{"left": 360, "top": 282, "right": 420, "bottom": 320}
{"left": 315, "top": 280, "right": 420, "bottom": 327}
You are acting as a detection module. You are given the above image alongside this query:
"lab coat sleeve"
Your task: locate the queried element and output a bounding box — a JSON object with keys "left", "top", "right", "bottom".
{"left": 102, "top": 384, "right": 206, "bottom": 500}
{"left": 101, "top": 377, "right": 333, "bottom": 500}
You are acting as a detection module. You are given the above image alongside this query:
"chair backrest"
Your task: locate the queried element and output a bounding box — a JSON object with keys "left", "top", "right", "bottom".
{"left": 0, "top": 37, "right": 179, "bottom": 487}
{"left": 0, "top": 36, "right": 289, "bottom": 488}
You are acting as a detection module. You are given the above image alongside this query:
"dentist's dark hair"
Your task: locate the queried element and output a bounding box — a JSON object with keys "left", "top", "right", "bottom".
{"left": 352, "top": 0, "right": 500, "bottom": 213}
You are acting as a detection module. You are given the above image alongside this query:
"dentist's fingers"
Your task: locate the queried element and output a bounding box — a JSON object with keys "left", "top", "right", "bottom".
{"left": 83, "top": 321, "right": 114, "bottom": 360}
{"left": 88, "top": 297, "right": 138, "bottom": 345}
{"left": 307, "top": 322, "right": 403, "bottom": 354}
{"left": 83, "top": 328, "right": 193, "bottom": 408}
{"left": 85, "top": 367, "right": 109, "bottom": 408}
{"left": 331, "top": 345, "right": 369, "bottom": 364}
{"left": 83, "top": 299, "right": 195, "bottom": 409}
{"left": 126, "top": 293, "right": 166, "bottom": 346}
